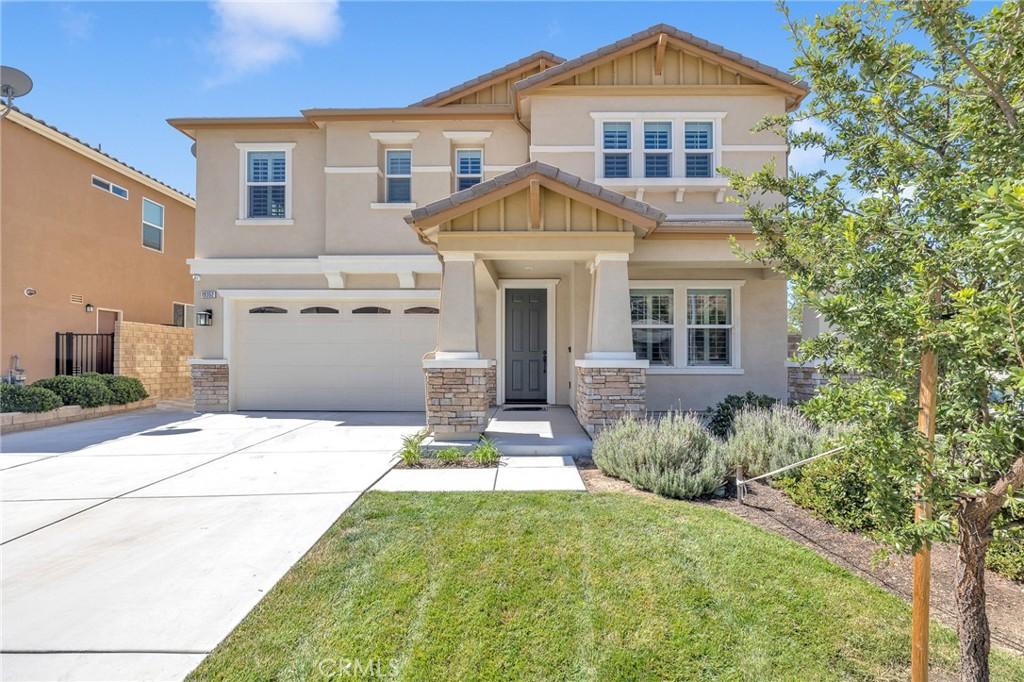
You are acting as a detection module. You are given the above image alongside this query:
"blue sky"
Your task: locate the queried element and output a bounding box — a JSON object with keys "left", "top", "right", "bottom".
{"left": 2, "top": 1, "right": 846, "bottom": 196}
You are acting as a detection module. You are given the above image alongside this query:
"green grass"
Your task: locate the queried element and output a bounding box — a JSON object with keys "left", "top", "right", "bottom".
{"left": 189, "top": 492, "right": 1024, "bottom": 681}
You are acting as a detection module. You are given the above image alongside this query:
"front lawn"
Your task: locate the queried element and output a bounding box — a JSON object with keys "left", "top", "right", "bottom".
{"left": 189, "top": 492, "right": 1024, "bottom": 681}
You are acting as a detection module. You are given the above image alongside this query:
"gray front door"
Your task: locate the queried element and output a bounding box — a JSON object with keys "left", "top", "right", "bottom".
{"left": 505, "top": 289, "right": 546, "bottom": 402}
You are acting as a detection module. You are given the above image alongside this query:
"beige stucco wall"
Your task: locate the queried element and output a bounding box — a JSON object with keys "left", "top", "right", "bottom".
{"left": 1, "top": 117, "right": 195, "bottom": 383}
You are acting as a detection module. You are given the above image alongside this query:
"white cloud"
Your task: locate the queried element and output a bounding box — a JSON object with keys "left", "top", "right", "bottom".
{"left": 788, "top": 118, "right": 830, "bottom": 175}
{"left": 207, "top": 0, "right": 341, "bottom": 83}
{"left": 58, "top": 4, "right": 94, "bottom": 42}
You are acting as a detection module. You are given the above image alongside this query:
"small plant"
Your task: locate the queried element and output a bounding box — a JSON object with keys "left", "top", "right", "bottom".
{"left": 436, "top": 446, "right": 464, "bottom": 463}
{"left": 399, "top": 429, "right": 427, "bottom": 466}
{"left": 0, "top": 383, "right": 63, "bottom": 413}
{"left": 724, "top": 404, "right": 821, "bottom": 478}
{"left": 470, "top": 437, "right": 501, "bottom": 466}
{"left": 593, "top": 412, "right": 727, "bottom": 499}
{"left": 82, "top": 374, "right": 148, "bottom": 404}
{"left": 32, "top": 375, "right": 114, "bottom": 408}
{"left": 706, "top": 392, "right": 778, "bottom": 438}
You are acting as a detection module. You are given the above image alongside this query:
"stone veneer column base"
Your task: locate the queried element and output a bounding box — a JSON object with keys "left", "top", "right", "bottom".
{"left": 424, "top": 360, "right": 495, "bottom": 439}
{"left": 574, "top": 363, "right": 647, "bottom": 436}
{"left": 189, "top": 360, "right": 229, "bottom": 412}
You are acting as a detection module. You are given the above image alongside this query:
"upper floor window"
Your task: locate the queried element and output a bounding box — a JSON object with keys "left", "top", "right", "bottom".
{"left": 455, "top": 149, "right": 482, "bottom": 191}
{"left": 686, "top": 288, "right": 732, "bottom": 366}
{"left": 684, "top": 122, "right": 715, "bottom": 178}
{"left": 246, "top": 151, "right": 287, "bottom": 218}
{"left": 142, "top": 198, "right": 164, "bottom": 252}
{"left": 92, "top": 175, "right": 128, "bottom": 200}
{"left": 602, "top": 122, "right": 631, "bottom": 178}
{"left": 643, "top": 122, "right": 671, "bottom": 178}
{"left": 386, "top": 149, "right": 412, "bottom": 203}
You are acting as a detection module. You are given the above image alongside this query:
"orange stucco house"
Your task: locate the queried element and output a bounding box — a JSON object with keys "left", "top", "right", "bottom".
{"left": 1, "top": 109, "right": 196, "bottom": 384}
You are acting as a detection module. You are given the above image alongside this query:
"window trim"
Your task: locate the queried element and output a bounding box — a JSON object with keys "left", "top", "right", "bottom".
{"left": 141, "top": 198, "right": 165, "bottom": 253}
{"left": 630, "top": 288, "right": 675, "bottom": 367}
{"left": 601, "top": 121, "right": 632, "bottom": 179}
{"left": 642, "top": 120, "right": 672, "bottom": 179}
{"left": 683, "top": 120, "right": 717, "bottom": 179}
{"left": 385, "top": 148, "right": 413, "bottom": 204}
{"left": 172, "top": 302, "right": 195, "bottom": 328}
{"left": 591, "top": 112, "right": 726, "bottom": 181}
{"left": 628, "top": 279, "right": 744, "bottom": 374}
{"left": 235, "top": 142, "right": 295, "bottom": 225}
{"left": 92, "top": 175, "right": 129, "bottom": 200}
{"left": 454, "top": 148, "right": 483, "bottom": 191}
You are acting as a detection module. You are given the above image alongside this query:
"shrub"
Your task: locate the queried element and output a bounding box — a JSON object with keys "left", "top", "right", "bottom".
{"left": 593, "top": 412, "right": 727, "bottom": 499}
{"left": 100, "top": 375, "right": 148, "bottom": 404}
{"left": 436, "top": 446, "right": 464, "bottom": 463}
{"left": 470, "top": 437, "right": 501, "bottom": 466}
{"left": 0, "top": 383, "right": 63, "bottom": 413}
{"left": 399, "top": 429, "right": 427, "bottom": 466}
{"left": 706, "top": 392, "right": 779, "bottom": 438}
{"left": 988, "top": 509, "right": 1023, "bottom": 581}
{"left": 725, "top": 405, "right": 822, "bottom": 478}
{"left": 32, "top": 375, "right": 114, "bottom": 408}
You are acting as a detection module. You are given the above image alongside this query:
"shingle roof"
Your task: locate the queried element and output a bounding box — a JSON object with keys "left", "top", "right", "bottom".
{"left": 10, "top": 107, "right": 195, "bottom": 202}
{"left": 407, "top": 160, "right": 666, "bottom": 225}
{"left": 512, "top": 23, "right": 807, "bottom": 95}
{"left": 409, "top": 51, "right": 565, "bottom": 107}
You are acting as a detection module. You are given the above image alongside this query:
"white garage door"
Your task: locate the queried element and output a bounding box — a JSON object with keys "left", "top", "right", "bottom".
{"left": 233, "top": 300, "right": 438, "bottom": 411}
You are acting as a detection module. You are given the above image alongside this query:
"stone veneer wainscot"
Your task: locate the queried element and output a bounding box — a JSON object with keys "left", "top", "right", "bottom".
{"left": 574, "top": 365, "right": 646, "bottom": 435}
{"left": 190, "top": 361, "right": 229, "bottom": 412}
{"left": 424, "top": 365, "right": 495, "bottom": 437}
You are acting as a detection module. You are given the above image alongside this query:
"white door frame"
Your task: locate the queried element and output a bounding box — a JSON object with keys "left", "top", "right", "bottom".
{"left": 496, "top": 279, "right": 558, "bottom": 405}
{"left": 95, "top": 307, "right": 123, "bottom": 333}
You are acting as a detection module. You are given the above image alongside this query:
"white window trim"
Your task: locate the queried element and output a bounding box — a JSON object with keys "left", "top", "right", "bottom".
{"left": 591, "top": 112, "right": 726, "bottom": 182}
{"left": 455, "top": 148, "right": 483, "bottom": 190}
{"left": 385, "top": 148, "right": 413, "bottom": 203}
{"left": 235, "top": 142, "right": 295, "bottom": 223}
{"left": 600, "top": 120, "right": 632, "bottom": 179}
{"left": 630, "top": 288, "right": 675, "bottom": 367}
{"left": 91, "top": 175, "right": 128, "bottom": 200}
{"left": 642, "top": 120, "right": 673, "bottom": 179}
{"left": 142, "top": 197, "right": 165, "bottom": 253}
{"left": 172, "top": 301, "right": 195, "bottom": 328}
{"left": 629, "top": 279, "right": 744, "bottom": 374}
{"left": 683, "top": 120, "right": 718, "bottom": 179}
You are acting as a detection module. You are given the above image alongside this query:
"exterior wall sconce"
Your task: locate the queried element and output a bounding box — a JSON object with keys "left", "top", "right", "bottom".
{"left": 196, "top": 309, "right": 214, "bottom": 327}
{"left": 84, "top": 303, "right": 95, "bottom": 313}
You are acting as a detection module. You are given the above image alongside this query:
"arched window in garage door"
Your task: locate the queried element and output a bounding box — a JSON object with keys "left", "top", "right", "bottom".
{"left": 300, "top": 306, "right": 339, "bottom": 314}
{"left": 404, "top": 306, "right": 439, "bottom": 314}
{"left": 353, "top": 306, "right": 391, "bottom": 314}
{"left": 249, "top": 306, "right": 287, "bottom": 314}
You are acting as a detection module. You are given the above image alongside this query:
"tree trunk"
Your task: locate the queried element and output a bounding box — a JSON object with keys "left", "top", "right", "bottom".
{"left": 955, "top": 507, "right": 993, "bottom": 682}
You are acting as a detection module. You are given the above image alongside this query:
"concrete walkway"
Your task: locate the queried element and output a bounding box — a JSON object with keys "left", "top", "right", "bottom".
{"left": 374, "top": 455, "right": 586, "bottom": 492}
{"left": 0, "top": 409, "right": 422, "bottom": 682}
{"left": 484, "top": 405, "right": 593, "bottom": 456}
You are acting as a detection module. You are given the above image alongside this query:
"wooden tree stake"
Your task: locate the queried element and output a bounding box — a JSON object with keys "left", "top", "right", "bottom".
{"left": 911, "top": 347, "right": 938, "bottom": 682}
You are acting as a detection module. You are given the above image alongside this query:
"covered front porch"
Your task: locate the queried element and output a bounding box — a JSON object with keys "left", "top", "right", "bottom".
{"left": 408, "top": 162, "right": 659, "bottom": 440}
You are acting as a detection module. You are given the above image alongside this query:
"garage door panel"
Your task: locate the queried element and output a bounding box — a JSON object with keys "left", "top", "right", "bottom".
{"left": 234, "top": 301, "right": 436, "bottom": 411}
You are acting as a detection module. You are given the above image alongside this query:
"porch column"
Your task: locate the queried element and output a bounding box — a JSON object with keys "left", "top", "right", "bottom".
{"left": 575, "top": 252, "right": 648, "bottom": 436}
{"left": 423, "top": 251, "right": 495, "bottom": 440}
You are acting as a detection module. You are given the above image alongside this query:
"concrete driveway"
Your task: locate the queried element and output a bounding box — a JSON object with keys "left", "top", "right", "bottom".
{"left": 0, "top": 408, "right": 422, "bottom": 682}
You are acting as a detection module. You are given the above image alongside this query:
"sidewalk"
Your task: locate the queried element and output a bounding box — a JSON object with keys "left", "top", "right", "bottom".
{"left": 373, "top": 455, "right": 586, "bottom": 492}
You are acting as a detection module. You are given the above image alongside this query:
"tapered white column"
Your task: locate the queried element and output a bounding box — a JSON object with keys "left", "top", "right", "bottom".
{"left": 586, "top": 253, "right": 635, "bottom": 359}
{"left": 436, "top": 252, "right": 478, "bottom": 358}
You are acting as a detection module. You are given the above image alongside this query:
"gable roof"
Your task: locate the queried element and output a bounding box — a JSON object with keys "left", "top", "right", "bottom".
{"left": 407, "top": 160, "right": 666, "bottom": 229}
{"left": 512, "top": 23, "right": 807, "bottom": 100}
{"left": 410, "top": 50, "right": 564, "bottom": 107}
{"left": 10, "top": 108, "right": 195, "bottom": 205}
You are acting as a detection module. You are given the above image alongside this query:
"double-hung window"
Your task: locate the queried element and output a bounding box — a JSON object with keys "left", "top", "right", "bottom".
{"left": 686, "top": 288, "right": 732, "bottom": 366}
{"left": 386, "top": 149, "right": 412, "bottom": 203}
{"left": 246, "top": 151, "right": 287, "bottom": 218}
{"left": 602, "top": 122, "right": 631, "bottom": 178}
{"left": 630, "top": 289, "right": 674, "bottom": 366}
{"left": 455, "top": 149, "right": 482, "bottom": 191}
{"left": 643, "top": 122, "right": 671, "bottom": 178}
{"left": 684, "top": 122, "right": 715, "bottom": 178}
{"left": 142, "top": 198, "right": 164, "bottom": 251}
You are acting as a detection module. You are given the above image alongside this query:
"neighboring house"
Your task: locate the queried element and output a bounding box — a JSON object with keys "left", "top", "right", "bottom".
{"left": 170, "top": 24, "right": 807, "bottom": 438}
{"left": 1, "top": 109, "right": 196, "bottom": 383}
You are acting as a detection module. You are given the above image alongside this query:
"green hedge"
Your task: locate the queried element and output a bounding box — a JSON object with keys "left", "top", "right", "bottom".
{"left": 32, "top": 375, "right": 114, "bottom": 408}
{"left": 81, "top": 373, "right": 148, "bottom": 404}
{"left": 0, "top": 383, "right": 63, "bottom": 413}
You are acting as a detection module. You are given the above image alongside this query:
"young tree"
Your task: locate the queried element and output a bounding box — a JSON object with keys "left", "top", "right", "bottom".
{"left": 728, "top": 2, "right": 1023, "bottom": 679}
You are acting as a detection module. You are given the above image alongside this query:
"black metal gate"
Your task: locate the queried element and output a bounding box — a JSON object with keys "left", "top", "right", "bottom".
{"left": 54, "top": 332, "right": 114, "bottom": 376}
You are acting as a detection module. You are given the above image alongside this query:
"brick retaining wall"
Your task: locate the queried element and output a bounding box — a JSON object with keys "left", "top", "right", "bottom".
{"left": 1, "top": 397, "right": 157, "bottom": 434}
{"left": 114, "top": 322, "right": 193, "bottom": 400}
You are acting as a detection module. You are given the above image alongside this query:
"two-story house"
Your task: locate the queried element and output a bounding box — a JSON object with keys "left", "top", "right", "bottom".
{"left": 170, "top": 24, "right": 807, "bottom": 439}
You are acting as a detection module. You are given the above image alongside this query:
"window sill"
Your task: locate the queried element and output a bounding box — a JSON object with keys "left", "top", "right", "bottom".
{"left": 598, "top": 177, "right": 729, "bottom": 188}
{"left": 235, "top": 218, "right": 294, "bottom": 226}
{"left": 370, "top": 202, "right": 417, "bottom": 210}
{"left": 647, "top": 366, "right": 744, "bottom": 375}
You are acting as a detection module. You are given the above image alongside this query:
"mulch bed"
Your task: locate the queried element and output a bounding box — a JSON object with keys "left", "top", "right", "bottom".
{"left": 574, "top": 458, "right": 1024, "bottom": 657}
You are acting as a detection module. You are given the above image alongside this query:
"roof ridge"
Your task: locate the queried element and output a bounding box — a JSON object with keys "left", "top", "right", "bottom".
{"left": 10, "top": 107, "right": 194, "bottom": 202}
{"left": 409, "top": 50, "right": 565, "bottom": 107}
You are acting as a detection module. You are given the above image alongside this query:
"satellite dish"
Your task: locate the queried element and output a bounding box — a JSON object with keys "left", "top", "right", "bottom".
{"left": 190, "top": 142, "right": 197, "bottom": 158}
{"left": 0, "top": 66, "right": 33, "bottom": 119}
